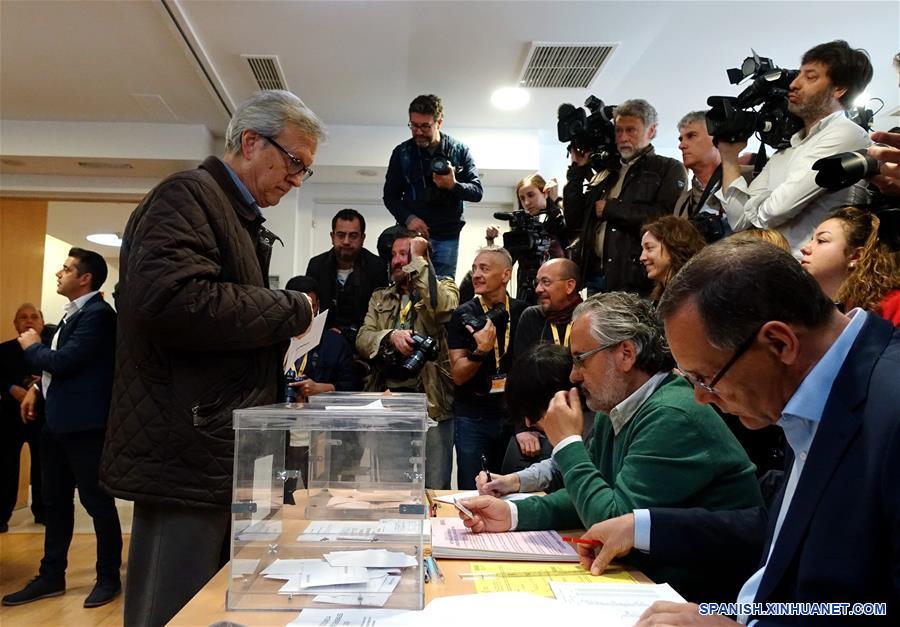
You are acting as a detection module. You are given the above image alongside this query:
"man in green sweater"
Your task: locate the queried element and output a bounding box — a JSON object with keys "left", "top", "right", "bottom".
{"left": 460, "top": 292, "right": 763, "bottom": 599}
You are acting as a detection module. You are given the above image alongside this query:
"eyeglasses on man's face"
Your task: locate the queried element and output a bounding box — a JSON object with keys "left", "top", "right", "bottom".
{"left": 408, "top": 121, "right": 436, "bottom": 132}
{"left": 571, "top": 342, "right": 619, "bottom": 370}
{"left": 263, "top": 135, "right": 314, "bottom": 181}
{"left": 536, "top": 277, "right": 566, "bottom": 289}
{"left": 675, "top": 325, "right": 761, "bottom": 396}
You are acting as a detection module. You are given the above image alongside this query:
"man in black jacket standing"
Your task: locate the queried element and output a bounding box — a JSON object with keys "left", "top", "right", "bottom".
{"left": 305, "top": 208, "right": 387, "bottom": 346}
{"left": 564, "top": 99, "right": 687, "bottom": 296}
{"left": 100, "top": 90, "right": 318, "bottom": 626}
{"left": 3, "top": 249, "right": 121, "bottom": 609}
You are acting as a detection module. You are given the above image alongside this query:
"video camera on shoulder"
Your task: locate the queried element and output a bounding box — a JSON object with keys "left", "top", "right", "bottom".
{"left": 557, "top": 95, "right": 619, "bottom": 170}
{"left": 705, "top": 50, "right": 802, "bottom": 150}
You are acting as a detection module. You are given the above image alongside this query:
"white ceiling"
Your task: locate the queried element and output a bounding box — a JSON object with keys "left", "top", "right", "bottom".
{"left": 2, "top": 0, "right": 899, "bottom": 248}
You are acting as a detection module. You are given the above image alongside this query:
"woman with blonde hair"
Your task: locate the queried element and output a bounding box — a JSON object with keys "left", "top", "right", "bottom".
{"left": 639, "top": 216, "right": 706, "bottom": 302}
{"left": 800, "top": 206, "right": 900, "bottom": 324}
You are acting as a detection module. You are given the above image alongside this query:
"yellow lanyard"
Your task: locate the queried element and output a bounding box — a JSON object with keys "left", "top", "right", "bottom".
{"left": 294, "top": 354, "right": 308, "bottom": 375}
{"left": 477, "top": 294, "right": 511, "bottom": 367}
{"left": 550, "top": 322, "right": 572, "bottom": 347}
{"left": 397, "top": 297, "right": 413, "bottom": 328}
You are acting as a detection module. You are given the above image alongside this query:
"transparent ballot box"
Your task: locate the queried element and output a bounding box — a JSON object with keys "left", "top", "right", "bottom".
{"left": 228, "top": 392, "right": 428, "bottom": 612}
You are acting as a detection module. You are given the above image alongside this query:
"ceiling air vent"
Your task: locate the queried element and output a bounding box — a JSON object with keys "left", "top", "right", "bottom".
{"left": 242, "top": 55, "right": 289, "bottom": 91}
{"left": 519, "top": 43, "right": 617, "bottom": 89}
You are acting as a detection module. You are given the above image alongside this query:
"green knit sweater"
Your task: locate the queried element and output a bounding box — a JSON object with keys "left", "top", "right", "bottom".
{"left": 515, "top": 374, "right": 763, "bottom": 531}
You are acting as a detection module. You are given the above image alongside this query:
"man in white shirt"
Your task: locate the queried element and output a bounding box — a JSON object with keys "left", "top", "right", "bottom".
{"left": 717, "top": 40, "right": 873, "bottom": 256}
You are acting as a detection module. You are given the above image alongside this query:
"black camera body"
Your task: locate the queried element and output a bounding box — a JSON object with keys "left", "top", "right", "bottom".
{"left": 460, "top": 303, "right": 509, "bottom": 334}
{"left": 430, "top": 157, "right": 452, "bottom": 176}
{"left": 400, "top": 333, "right": 440, "bottom": 376}
{"left": 494, "top": 210, "right": 555, "bottom": 261}
{"left": 384, "top": 333, "right": 439, "bottom": 378}
{"left": 557, "top": 96, "right": 619, "bottom": 170}
{"left": 706, "top": 51, "right": 803, "bottom": 149}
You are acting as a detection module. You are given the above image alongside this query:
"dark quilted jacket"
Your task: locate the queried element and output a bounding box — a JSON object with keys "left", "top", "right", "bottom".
{"left": 100, "top": 156, "right": 312, "bottom": 509}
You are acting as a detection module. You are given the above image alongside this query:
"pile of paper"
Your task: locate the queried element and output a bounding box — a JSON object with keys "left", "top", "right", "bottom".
{"left": 430, "top": 517, "right": 579, "bottom": 562}
{"left": 326, "top": 489, "right": 412, "bottom": 511}
{"left": 261, "top": 549, "right": 418, "bottom": 607}
{"left": 297, "top": 519, "right": 431, "bottom": 543}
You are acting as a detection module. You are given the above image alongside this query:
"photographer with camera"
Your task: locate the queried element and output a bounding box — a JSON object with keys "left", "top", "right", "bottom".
{"left": 305, "top": 209, "right": 388, "bottom": 348}
{"left": 494, "top": 174, "right": 570, "bottom": 305}
{"left": 383, "top": 94, "right": 483, "bottom": 278}
{"left": 564, "top": 99, "right": 688, "bottom": 296}
{"left": 448, "top": 247, "right": 528, "bottom": 489}
{"left": 356, "top": 231, "right": 459, "bottom": 489}
{"left": 716, "top": 40, "right": 873, "bottom": 256}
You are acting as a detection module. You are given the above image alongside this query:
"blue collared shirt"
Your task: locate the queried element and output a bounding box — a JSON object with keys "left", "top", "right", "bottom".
{"left": 632, "top": 310, "right": 868, "bottom": 624}
{"left": 733, "top": 308, "right": 866, "bottom": 623}
{"left": 222, "top": 161, "right": 261, "bottom": 217}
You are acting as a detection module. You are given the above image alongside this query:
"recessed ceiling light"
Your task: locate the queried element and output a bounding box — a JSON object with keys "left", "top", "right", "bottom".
{"left": 86, "top": 233, "right": 123, "bottom": 247}
{"left": 491, "top": 87, "right": 530, "bottom": 111}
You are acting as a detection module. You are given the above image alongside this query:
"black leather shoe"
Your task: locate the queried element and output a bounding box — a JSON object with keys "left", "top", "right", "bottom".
{"left": 2, "top": 577, "right": 65, "bottom": 606}
{"left": 83, "top": 579, "right": 121, "bottom": 608}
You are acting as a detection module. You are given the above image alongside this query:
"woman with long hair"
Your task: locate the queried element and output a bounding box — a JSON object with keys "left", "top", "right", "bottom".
{"left": 800, "top": 206, "right": 900, "bottom": 324}
{"left": 639, "top": 216, "right": 706, "bottom": 302}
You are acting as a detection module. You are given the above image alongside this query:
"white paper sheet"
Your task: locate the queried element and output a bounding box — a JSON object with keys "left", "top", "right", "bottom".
{"left": 251, "top": 454, "right": 274, "bottom": 522}
{"left": 288, "top": 608, "right": 409, "bottom": 626}
{"left": 297, "top": 520, "right": 380, "bottom": 542}
{"left": 375, "top": 518, "right": 430, "bottom": 537}
{"left": 283, "top": 309, "right": 329, "bottom": 374}
{"left": 236, "top": 519, "right": 282, "bottom": 542}
{"left": 548, "top": 582, "right": 685, "bottom": 625}
{"left": 324, "top": 399, "right": 384, "bottom": 411}
{"left": 260, "top": 558, "right": 323, "bottom": 578}
{"left": 323, "top": 549, "right": 418, "bottom": 569}
{"left": 434, "top": 490, "right": 535, "bottom": 504}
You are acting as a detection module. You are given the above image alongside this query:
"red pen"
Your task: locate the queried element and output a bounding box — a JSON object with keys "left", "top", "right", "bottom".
{"left": 561, "top": 535, "right": 603, "bottom": 547}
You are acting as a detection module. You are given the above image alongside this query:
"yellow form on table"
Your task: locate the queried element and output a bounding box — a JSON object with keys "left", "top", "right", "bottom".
{"left": 467, "top": 561, "right": 636, "bottom": 597}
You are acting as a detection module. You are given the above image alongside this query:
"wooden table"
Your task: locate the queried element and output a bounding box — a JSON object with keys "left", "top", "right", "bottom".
{"left": 169, "top": 490, "right": 650, "bottom": 626}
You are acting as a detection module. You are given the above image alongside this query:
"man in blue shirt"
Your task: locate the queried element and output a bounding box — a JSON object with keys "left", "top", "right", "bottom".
{"left": 383, "top": 94, "right": 483, "bottom": 278}
{"left": 574, "top": 238, "right": 900, "bottom": 625}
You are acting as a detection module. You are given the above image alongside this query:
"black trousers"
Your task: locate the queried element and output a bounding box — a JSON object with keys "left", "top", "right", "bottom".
{"left": 1, "top": 418, "right": 44, "bottom": 523}
{"left": 38, "top": 426, "right": 122, "bottom": 583}
{"left": 125, "top": 501, "right": 230, "bottom": 627}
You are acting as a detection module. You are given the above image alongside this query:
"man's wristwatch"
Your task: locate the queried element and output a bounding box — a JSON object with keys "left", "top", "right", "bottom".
{"left": 468, "top": 348, "right": 490, "bottom": 362}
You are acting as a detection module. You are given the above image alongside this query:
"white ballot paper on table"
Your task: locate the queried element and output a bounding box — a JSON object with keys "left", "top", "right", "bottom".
{"left": 324, "top": 549, "right": 418, "bottom": 569}
{"left": 288, "top": 608, "right": 410, "bottom": 626}
{"left": 549, "top": 582, "right": 685, "bottom": 626}
{"left": 260, "top": 558, "right": 323, "bottom": 579}
{"left": 324, "top": 399, "right": 384, "bottom": 411}
{"left": 283, "top": 308, "right": 329, "bottom": 374}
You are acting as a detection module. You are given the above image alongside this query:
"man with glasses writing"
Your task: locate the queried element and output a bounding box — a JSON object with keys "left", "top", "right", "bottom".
{"left": 100, "top": 90, "right": 319, "bottom": 626}
{"left": 383, "top": 94, "right": 483, "bottom": 278}
{"left": 575, "top": 239, "right": 900, "bottom": 625}
{"left": 459, "top": 292, "right": 761, "bottom": 602}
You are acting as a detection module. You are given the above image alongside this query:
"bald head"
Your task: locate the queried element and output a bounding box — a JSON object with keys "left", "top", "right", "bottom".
{"left": 536, "top": 258, "right": 581, "bottom": 314}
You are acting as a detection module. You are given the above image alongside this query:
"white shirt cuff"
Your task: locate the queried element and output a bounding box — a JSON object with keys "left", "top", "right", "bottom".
{"left": 507, "top": 500, "right": 518, "bottom": 531}
{"left": 552, "top": 435, "right": 583, "bottom": 457}
{"left": 633, "top": 509, "right": 651, "bottom": 553}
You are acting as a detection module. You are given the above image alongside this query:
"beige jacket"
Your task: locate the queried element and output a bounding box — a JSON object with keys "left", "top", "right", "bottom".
{"left": 356, "top": 256, "right": 458, "bottom": 421}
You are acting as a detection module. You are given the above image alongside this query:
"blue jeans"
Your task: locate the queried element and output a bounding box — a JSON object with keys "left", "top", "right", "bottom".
{"left": 454, "top": 415, "right": 512, "bottom": 490}
{"left": 425, "top": 419, "right": 454, "bottom": 490}
{"left": 430, "top": 237, "right": 459, "bottom": 279}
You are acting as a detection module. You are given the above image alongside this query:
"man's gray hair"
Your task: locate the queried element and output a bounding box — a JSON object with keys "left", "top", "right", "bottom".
{"left": 474, "top": 246, "right": 513, "bottom": 269}
{"left": 616, "top": 99, "right": 658, "bottom": 128}
{"left": 677, "top": 110, "right": 707, "bottom": 130}
{"left": 224, "top": 90, "right": 327, "bottom": 154}
{"left": 572, "top": 292, "right": 673, "bottom": 374}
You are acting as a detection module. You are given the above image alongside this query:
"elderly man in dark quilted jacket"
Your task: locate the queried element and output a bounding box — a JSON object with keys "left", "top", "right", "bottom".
{"left": 100, "top": 90, "right": 321, "bottom": 627}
